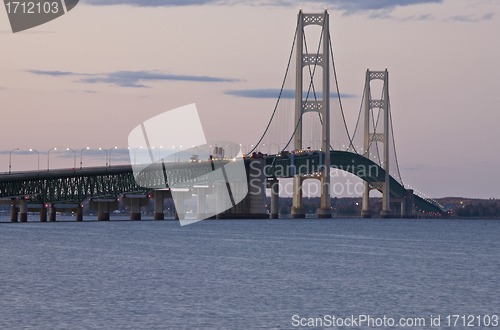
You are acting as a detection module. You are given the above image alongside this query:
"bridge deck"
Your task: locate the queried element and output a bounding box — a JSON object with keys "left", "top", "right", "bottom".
{"left": 0, "top": 152, "right": 442, "bottom": 214}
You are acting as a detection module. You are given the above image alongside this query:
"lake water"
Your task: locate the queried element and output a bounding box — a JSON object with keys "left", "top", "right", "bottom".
{"left": 0, "top": 218, "right": 499, "bottom": 329}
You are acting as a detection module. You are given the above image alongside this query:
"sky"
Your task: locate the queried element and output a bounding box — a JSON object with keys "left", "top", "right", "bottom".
{"left": 0, "top": 0, "right": 499, "bottom": 199}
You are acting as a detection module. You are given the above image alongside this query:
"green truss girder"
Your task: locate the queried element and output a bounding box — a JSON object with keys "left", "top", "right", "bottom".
{"left": 265, "top": 150, "right": 443, "bottom": 214}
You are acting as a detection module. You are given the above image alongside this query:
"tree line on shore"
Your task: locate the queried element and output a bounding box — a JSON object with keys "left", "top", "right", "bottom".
{"left": 265, "top": 196, "right": 500, "bottom": 218}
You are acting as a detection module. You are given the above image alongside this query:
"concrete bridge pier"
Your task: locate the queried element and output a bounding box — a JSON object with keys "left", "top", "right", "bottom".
{"left": 130, "top": 199, "right": 142, "bottom": 220}
{"left": 152, "top": 190, "right": 171, "bottom": 220}
{"left": 317, "top": 173, "right": 332, "bottom": 218}
{"left": 267, "top": 178, "right": 279, "bottom": 219}
{"left": 76, "top": 205, "right": 83, "bottom": 221}
{"left": 291, "top": 174, "right": 305, "bottom": 218}
{"left": 397, "top": 189, "right": 415, "bottom": 218}
{"left": 10, "top": 204, "right": 18, "bottom": 222}
{"left": 389, "top": 196, "right": 412, "bottom": 218}
{"left": 391, "top": 196, "right": 410, "bottom": 218}
{"left": 89, "top": 199, "right": 119, "bottom": 221}
{"left": 19, "top": 199, "right": 28, "bottom": 222}
{"left": 153, "top": 190, "right": 164, "bottom": 220}
{"left": 399, "top": 199, "right": 405, "bottom": 217}
{"left": 404, "top": 189, "right": 414, "bottom": 218}
{"left": 122, "top": 195, "right": 150, "bottom": 220}
{"left": 379, "top": 179, "right": 391, "bottom": 219}
{"left": 389, "top": 199, "right": 403, "bottom": 217}
{"left": 40, "top": 204, "right": 47, "bottom": 222}
{"left": 49, "top": 204, "right": 56, "bottom": 221}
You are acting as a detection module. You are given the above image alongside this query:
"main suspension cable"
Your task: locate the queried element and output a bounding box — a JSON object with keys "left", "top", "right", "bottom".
{"left": 247, "top": 16, "right": 300, "bottom": 156}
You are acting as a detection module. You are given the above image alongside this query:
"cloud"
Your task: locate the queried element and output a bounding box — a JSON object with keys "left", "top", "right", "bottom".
{"left": 368, "top": 10, "right": 434, "bottom": 21}
{"left": 26, "top": 70, "right": 238, "bottom": 88}
{"left": 326, "top": 0, "right": 442, "bottom": 15}
{"left": 77, "top": 71, "right": 239, "bottom": 88}
{"left": 401, "top": 164, "right": 427, "bottom": 171}
{"left": 85, "top": 0, "right": 443, "bottom": 14}
{"left": 0, "top": 150, "right": 36, "bottom": 155}
{"left": 224, "top": 88, "right": 356, "bottom": 99}
{"left": 27, "top": 70, "right": 85, "bottom": 77}
{"left": 89, "top": 0, "right": 500, "bottom": 24}
{"left": 401, "top": 13, "right": 433, "bottom": 21}
{"left": 449, "top": 12, "right": 494, "bottom": 22}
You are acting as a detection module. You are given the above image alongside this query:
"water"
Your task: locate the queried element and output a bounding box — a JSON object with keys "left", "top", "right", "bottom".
{"left": 0, "top": 218, "right": 499, "bottom": 329}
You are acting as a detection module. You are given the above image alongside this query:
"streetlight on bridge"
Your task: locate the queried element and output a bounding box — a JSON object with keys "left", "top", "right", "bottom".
{"left": 99, "top": 148, "right": 109, "bottom": 167}
{"left": 158, "top": 146, "right": 163, "bottom": 162}
{"left": 9, "top": 148, "right": 19, "bottom": 174}
{"left": 29, "top": 149, "right": 39, "bottom": 171}
{"left": 47, "top": 147, "right": 57, "bottom": 171}
{"left": 191, "top": 145, "right": 199, "bottom": 158}
{"left": 80, "top": 147, "right": 89, "bottom": 169}
{"left": 172, "top": 146, "right": 182, "bottom": 163}
{"left": 178, "top": 146, "right": 182, "bottom": 162}
{"left": 67, "top": 148, "right": 76, "bottom": 169}
{"left": 108, "top": 147, "right": 117, "bottom": 166}
{"left": 127, "top": 147, "right": 141, "bottom": 167}
{"left": 151, "top": 146, "right": 156, "bottom": 163}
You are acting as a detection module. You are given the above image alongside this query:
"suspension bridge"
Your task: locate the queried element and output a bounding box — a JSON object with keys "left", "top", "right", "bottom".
{"left": 0, "top": 9, "right": 444, "bottom": 221}
{"left": 247, "top": 10, "right": 443, "bottom": 218}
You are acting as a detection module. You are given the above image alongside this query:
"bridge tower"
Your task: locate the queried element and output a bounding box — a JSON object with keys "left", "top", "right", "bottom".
{"left": 361, "top": 69, "right": 391, "bottom": 218}
{"left": 291, "top": 10, "right": 331, "bottom": 218}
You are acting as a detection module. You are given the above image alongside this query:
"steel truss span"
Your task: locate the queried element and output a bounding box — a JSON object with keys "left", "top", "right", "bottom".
{"left": 0, "top": 165, "right": 145, "bottom": 203}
